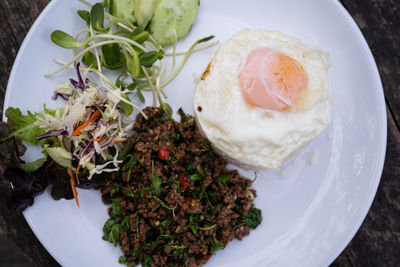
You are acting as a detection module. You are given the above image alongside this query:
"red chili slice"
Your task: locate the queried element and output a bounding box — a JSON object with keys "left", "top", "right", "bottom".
{"left": 157, "top": 146, "right": 170, "bottom": 160}
{"left": 196, "top": 254, "right": 212, "bottom": 265}
{"left": 178, "top": 173, "right": 190, "bottom": 192}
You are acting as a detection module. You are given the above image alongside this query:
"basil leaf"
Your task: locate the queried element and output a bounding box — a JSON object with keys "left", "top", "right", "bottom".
{"left": 131, "top": 243, "right": 145, "bottom": 257}
{"left": 189, "top": 173, "right": 203, "bottom": 181}
{"left": 151, "top": 161, "right": 162, "bottom": 196}
{"left": 121, "top": 216, "right": 130, "bottom": 232}
{"left": 121, "top": 154, "right": 137, "bottom": 171}
{"left": 111, "top": 198, "right": 120, "bottom": 216}
{"left": 102, "top": 218, "right": 115, "bottom": 241}
{"left": 244, "top": 205, "right": 262, "bottom": 229}
{"left": 210, "top": 239, "right": 224, "bottom": 253}
{"left": 108, "top": 224, "right": 121, "bottom": 246}
{"left": 187, "top": 223, "right": 198, "bottom": 236}
{"left": 110, "top": 185, "right": 119, "bottom": 196}
{"left": 151, "top": 173, "right": 162, "bottom": 197}
{"left": 119, "top": 255, "right": 130, "bottom": 266}
{"left": 198, "top": 184, "right": 206, "bottom": 200}
{"left": 126, "top": 190, "right": 137, "bottom": 199}
{"left": 160, "top": 219, "right": 170, "bottom": 230}
{"left": 186, "top": 160, "right": 195, "bottom": 172}
{"left": 218, "top": 173, "right": 230, "bottom": 185}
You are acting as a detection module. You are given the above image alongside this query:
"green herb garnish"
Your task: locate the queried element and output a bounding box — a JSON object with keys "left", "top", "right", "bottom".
{"left": 218, "top": 173, "right": 230, "bottom": 185}
{"left": 151, "top": 161, "right": 162, "bottom": 196}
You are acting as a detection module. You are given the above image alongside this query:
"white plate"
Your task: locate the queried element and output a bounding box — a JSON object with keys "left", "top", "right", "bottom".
{"left": 4, "top": 0, "right": 386, "bottom": 266}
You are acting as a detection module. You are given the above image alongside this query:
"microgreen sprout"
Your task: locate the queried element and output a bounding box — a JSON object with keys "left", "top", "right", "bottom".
{"left": 47, "top": 0, "right": 218, "bottom": 115}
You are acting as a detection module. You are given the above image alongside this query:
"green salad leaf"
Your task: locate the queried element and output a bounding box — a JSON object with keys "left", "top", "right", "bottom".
{"left": 43, "top": 144, "right": 73, "bottom": 169}
{"left": 5, "top": 107, "right": 45, "bottom": 145}
{"left": 19, "top": 157, "right": 47, "bottom": 172}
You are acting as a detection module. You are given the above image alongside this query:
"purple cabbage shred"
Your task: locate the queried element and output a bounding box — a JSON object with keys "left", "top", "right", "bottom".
{"left": 86, "top": 101, "right": 107, "bottom": 112}
{"left": 92, "top": 153, "right": 97, "bottom": 165}
{"left": 100, "top": 137, "right": 114, "bottom": 149}
{"left": 37, "top": 129, "right": 68, "bottom": 140}
{"left": 80, "top": 141, "right": 94, "bottom": 158}
{"left": 52, "top": 92, "right": 70, "bottom": 101}
{"left": 69, "top": 62, "right": 86, "bottom": 90}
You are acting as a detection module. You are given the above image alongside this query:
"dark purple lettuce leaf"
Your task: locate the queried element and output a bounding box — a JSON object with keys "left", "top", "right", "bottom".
{"left": 3, "top": 167, "right": 50, "bottom": 212}
{"left": 0, "top": 120, "right": 110, "bottom": 212}
{"left": 0, "top": 121, "right": 74, "bottom": 212}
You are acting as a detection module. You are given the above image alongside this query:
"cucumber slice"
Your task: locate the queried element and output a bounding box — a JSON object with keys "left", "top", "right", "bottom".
{"left": 149, "top": 0, "right": 199, "bottom": 46}
{"left": 109, "top": 0, "right": 136, "bottom": 23}
{"left": 134, "top": 0, "right": 161, "bottom": 27}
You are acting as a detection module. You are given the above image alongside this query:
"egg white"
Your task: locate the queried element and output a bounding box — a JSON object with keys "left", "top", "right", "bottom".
{"left": 193, "top": 29, "right": 332, "bottom": 169}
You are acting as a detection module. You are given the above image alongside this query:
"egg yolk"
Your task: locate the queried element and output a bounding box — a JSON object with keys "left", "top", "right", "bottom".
{"left": 239, "top": 47, "right": 307, "bottom": 111}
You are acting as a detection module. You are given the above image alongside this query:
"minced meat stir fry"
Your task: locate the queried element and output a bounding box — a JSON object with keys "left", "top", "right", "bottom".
{"left": 101, "top": 107, "right": 262, "bottom": 267}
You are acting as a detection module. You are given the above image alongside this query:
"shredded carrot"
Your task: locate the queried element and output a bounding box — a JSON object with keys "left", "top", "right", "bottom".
{"left": 72, "top": 110, "right": 101, "bottom": 136}
{"left": 67, "top": 168, "right": 80, "bottom": 208}
{"left": 113, "top": 138, "right": 127, "bottom": 144}
{"left": 90, "top": 136, "right": 104, "bottom": 142}
{"left": 75, "top": 164, "right": 82, "bottom": 184}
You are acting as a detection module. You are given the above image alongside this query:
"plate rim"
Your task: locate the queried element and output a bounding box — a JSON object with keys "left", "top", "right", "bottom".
{"left": 322, "top": 0, "right": 387, "bottom": 265}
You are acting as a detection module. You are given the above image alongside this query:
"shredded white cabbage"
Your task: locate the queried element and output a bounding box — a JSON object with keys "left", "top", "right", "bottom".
{"left": 37, "top": 74, "right": 135, "bottom": 179}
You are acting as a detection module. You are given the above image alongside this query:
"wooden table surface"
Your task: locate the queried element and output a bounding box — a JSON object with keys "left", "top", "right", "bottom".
{"left": 0, "top": 0, "right": 399, "bottom": 266}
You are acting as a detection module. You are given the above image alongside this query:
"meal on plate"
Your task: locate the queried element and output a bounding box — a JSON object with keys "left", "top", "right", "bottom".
{"left": 101, "top": 107, "right": 260, "bottom": 266}
{"left": 194, "top": 29, "right": 332, "bottom": 169}
{"left": 0, "top": 0, "right": 333, "bottom": 266}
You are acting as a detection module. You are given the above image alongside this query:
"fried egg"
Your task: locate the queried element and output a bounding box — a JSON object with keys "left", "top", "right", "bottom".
{"left": 194, "top": 29, "right": 332, "bottom": 169}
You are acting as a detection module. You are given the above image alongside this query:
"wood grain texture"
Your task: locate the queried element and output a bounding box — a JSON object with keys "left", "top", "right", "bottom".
{"left": 340, "top": 0, "right": 400, "bottom": 127}
{"left": 0, "top": 0, "right": 398, "bottom": 266}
